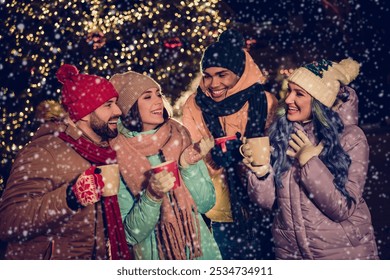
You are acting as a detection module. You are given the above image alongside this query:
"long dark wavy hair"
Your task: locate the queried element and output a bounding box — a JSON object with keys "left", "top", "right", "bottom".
{"left": 268, "top": 93, "right": 355, "bottom": 205}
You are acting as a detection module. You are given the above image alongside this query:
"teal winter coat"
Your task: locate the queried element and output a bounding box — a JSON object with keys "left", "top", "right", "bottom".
{"left": 116, "top": 124, "right": 222, "bottom": 260}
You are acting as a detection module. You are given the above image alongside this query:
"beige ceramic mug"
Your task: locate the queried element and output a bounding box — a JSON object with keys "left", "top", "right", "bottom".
{"left": 239, "top": 136, "right": 271, "bottom": 166}
{"left": 99, "top": 164, "right": 120, "bottom": 197}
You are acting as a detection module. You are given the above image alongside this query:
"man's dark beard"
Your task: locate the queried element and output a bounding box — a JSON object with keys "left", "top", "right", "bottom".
{"left": 90, "top": 113, "right": 118, "bottom": 141}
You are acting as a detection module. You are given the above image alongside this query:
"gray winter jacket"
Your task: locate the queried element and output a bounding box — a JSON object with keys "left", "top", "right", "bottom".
{"left": 247, "top": 87, "right": 379, "bottom": 259}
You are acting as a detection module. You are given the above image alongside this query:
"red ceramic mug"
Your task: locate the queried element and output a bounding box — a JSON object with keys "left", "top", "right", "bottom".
{"left": 214, "top": 135, "right": 237, "bottom": 153}
{"left": 151, "top": 160, "right": 180, "bottom": 190}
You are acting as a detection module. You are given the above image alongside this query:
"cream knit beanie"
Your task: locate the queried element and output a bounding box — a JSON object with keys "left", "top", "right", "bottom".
{"left": 288, "top": 58, "right": 360, "bottom": 107}
{"left": 109, "top": 71, "right": 161, "bottom": 115}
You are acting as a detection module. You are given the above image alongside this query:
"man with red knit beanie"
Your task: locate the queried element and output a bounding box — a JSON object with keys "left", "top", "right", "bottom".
{"left": 0, "top": 64, "right": 123, "bottom": 259}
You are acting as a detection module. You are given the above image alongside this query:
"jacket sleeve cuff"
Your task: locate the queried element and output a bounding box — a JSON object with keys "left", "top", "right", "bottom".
{"left": 66, "top": 184, "right": 82, "bottom": 211}
{"left": 143, "top": 190, "right": 164, "bottom": 206}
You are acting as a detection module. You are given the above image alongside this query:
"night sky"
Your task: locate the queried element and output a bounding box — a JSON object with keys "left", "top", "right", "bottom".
{"left": 224, "top": 0, "right": 389, "bottom": 125}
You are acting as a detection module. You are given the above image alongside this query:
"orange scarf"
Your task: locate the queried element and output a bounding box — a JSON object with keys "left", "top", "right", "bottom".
{"left": 111, "top": 119, "right": 202, "bottom": 259}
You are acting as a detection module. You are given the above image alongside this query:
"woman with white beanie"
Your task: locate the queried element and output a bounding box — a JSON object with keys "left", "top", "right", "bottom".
{"left": 243, "top": 58, "right": 379, "bottom": 259}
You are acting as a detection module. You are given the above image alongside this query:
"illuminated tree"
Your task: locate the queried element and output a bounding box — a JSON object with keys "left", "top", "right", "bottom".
{"left": 0, "top": 0, "right": 231, "bottom": 191}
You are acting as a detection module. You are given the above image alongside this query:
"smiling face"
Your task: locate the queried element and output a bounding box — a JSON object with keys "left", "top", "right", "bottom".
{"left": 137, "top": 87, "right": 165, "bottom": 131}
{"left": 202, "top": 67, "right": 240, "bottom": 102}
{"left": 285, "top": 82, "right": 313, "bottom": 122}
{"left": 78, "top": 97, "right": 122, "bottom": 143}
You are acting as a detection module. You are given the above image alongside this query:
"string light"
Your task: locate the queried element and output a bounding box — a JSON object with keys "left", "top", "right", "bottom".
{"left": 0, "top": 0, "right": 230, "bottom": 190}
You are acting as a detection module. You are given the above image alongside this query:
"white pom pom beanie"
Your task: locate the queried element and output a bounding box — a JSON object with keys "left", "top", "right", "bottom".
{"left": 288, "top": 58, "right": 360, "bottom": 107}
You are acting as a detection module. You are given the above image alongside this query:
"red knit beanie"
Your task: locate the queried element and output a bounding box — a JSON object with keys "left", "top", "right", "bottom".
{"left": 56, "top": 64, "right": 119, "bottom": 122}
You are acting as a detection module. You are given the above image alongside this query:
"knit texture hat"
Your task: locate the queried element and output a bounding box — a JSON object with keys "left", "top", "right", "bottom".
{"left": 56, "top": 64, "right": 119, "bottom": 122}
{"left": 109, "top": 71, "right": 161, "bottom": 115}
{"left": 201, "top": 29, "right": 246, "bottom": 76}
{"left": 288, "top": 58, "right": 360, "bottom": 107}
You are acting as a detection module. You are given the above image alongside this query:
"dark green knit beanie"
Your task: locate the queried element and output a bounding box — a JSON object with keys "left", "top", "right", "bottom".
{"left": 201, "top": 29, "right": 246, "bottom": 76}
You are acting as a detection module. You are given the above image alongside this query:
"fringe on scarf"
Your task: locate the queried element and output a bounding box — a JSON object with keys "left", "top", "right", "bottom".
{"left": 156, "top": 187, "right": 202, "bottom": 260}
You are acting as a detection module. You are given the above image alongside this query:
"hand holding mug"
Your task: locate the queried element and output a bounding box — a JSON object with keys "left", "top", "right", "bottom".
{"left": 71, "top": 166, "right": 105, "bottom": 206}
{"left": 239, "top": 136, "right": 271, "bottom": 166}
{"left": 240, "top": 136, "right": 271, "bottom": 178}
{"left": 146, "top": 169, "right": 176, "bottom": 201}
{"left": 240, "top": 138, "right": 254, "bottom": 163}
{"left": 243, "top": 157, "right": 270, "bottom": 178}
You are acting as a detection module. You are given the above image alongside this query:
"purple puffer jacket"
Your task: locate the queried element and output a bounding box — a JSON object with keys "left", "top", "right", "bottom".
{"left": 247, "top": 87, "right": 379, "bottom": 259}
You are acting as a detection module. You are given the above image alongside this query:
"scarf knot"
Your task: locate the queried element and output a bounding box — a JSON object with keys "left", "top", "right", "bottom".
{"left": 58, "top": 132, "right": 117, "bottom": 165}
{"left": 195, "top": 83, "right": 267, "bottom": 138}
